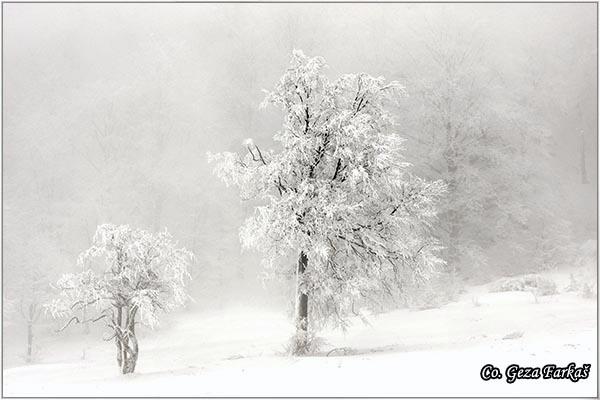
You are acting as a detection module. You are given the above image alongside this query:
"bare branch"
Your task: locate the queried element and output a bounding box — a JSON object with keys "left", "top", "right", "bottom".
{"left": 56, "top": 313, "right": 108, "bottom": 333}
{"left": 56, "top": 316, "right": 80, "bottom": 332}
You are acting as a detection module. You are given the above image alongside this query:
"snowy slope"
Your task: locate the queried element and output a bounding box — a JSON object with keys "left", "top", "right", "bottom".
{"left": 3, "top": 272, "right": 597, "bottom": 397}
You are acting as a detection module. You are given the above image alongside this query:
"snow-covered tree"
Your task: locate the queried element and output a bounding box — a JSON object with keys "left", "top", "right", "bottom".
{"left": 209, "top": 50, "right": 445, "bottom": 354}
{"left": 46, "top": 224, "right": 193, "bottom": 374}
{"left": 397, "top": 23, "right": 576, "bottom": 280}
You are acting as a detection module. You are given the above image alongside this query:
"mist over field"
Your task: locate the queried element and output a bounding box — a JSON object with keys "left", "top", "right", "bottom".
{"left": 2, "top": 3, "right": 597, "bottom": 396}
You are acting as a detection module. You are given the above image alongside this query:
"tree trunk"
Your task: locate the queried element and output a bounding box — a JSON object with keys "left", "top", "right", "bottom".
{"left": 26, "top": 322, "right": 33, "bottom": 363}
{"left": 580, "top": 129, "right": 588, "bottom": 184}
{"left": 115, "top": 306, "right": 123, "bottom": 369}
{"left": 115, "top": 334, "right": 138, "bottom": 374}
{"left": 114, "top": 306, "right": 139, "bottom": 374}
{"left": 443, "top": 118, "right": 463, "bottom": 275}
{"left": 25, "top": 302, "right": 38, "bottom": 363}
{"left": 448, "top": 217, "right": 461, "bottom": 273}
{"left": 445, "top": 156, "right": 462, "bottom": 275}
{"left": 126, "top": 308, "right": 138, "bottom": 373}
{"left": 293, "top": 251, "right": 309, "bottom": 355}
{"left": 121, "top": 334, "right": 138, "bottom": 374}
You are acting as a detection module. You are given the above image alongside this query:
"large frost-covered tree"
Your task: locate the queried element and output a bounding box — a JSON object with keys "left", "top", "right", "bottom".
{"left": 209, "top": 50, "right": 445, "bottom": 354}
{"left": 46, "top": 224, "right": 193, "bottom": 374}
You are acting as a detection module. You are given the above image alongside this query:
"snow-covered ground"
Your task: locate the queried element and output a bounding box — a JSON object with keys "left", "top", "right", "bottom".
{"left": 3, "top": 270, "right": 597, "bottom": 397}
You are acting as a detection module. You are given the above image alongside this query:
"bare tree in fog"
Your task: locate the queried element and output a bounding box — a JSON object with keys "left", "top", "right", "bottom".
{"left": 4, "top": 266, "right": 51, "bottom": 363}
{"left": 398, "top": 22, "right": 575, "bottom": 282}
{"left": 3, "top": 146, "right": 70, "bottom": 363}
{"left": 210, "top": 51, "right": 445, "bottom": 354}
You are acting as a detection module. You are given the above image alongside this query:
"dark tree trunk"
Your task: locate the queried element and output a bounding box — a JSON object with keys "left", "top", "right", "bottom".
{"left": 293, "top": 251, "right": 309, "bottom": 355}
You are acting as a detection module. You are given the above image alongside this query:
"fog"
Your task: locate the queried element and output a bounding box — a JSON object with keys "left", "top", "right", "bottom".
{"left": 2, "top": 3, "right": 597, "bottom": 393}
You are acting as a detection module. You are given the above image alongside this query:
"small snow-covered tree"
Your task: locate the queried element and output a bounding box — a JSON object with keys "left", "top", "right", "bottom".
{"left": 209, "top": 50, "right": 445, "bottom": 354}
{"left": 46, "top": 224, "right": 193, "bottom": 374}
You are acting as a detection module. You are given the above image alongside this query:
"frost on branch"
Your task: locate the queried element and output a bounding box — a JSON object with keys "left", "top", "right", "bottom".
{"left": 209, "top": 50, "right": 445, "bottom": 338}
{"left": 46, "top": 224, "right": 193, "bottom": 373}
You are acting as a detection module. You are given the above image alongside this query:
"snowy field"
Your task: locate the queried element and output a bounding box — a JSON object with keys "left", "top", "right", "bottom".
{"left": 3, "top": 270, "right": 596, "bottom": 397}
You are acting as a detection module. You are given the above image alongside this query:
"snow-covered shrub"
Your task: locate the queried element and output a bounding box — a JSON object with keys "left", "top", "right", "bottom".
{"left": 502, "top": 330, "right": 524, "bottom": 340}
{"left": 565, "top": 270, "right": 595, "bottom": 299}
{"left": 285, "top": 329, "right": 327, "bottom": 356}
{"left": 46, "top": 224, "right": 193, "bottom": 374}
{"left": 209, "top": 50, "right": 446, "bottom": 354}
{"left": 489, "top": 274, "right": 557, "bottom": 296}
{"left": 575, "top": 239, "right": 597, "bottom": 266}
{"left": 581, "top": 282, "right": 597, "bottom": 299}
{"left": 569, "top": 239, "right": 597, "bottom": 298}
{"left": 533, "top": 276, "right": 558, "bottom": 296}
{"left": 491, "top": 277, "right": 526, "bottom": 292}
{"left": 566, "top": 273, "right": 579, "bottom": 292}
{"left": 404, "top": 271, "right": 462, "bottom": 310}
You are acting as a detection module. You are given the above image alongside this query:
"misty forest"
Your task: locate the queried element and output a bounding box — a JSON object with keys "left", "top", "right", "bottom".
{"left": 2, "top": 3, "right": 597, "bottom": 397}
